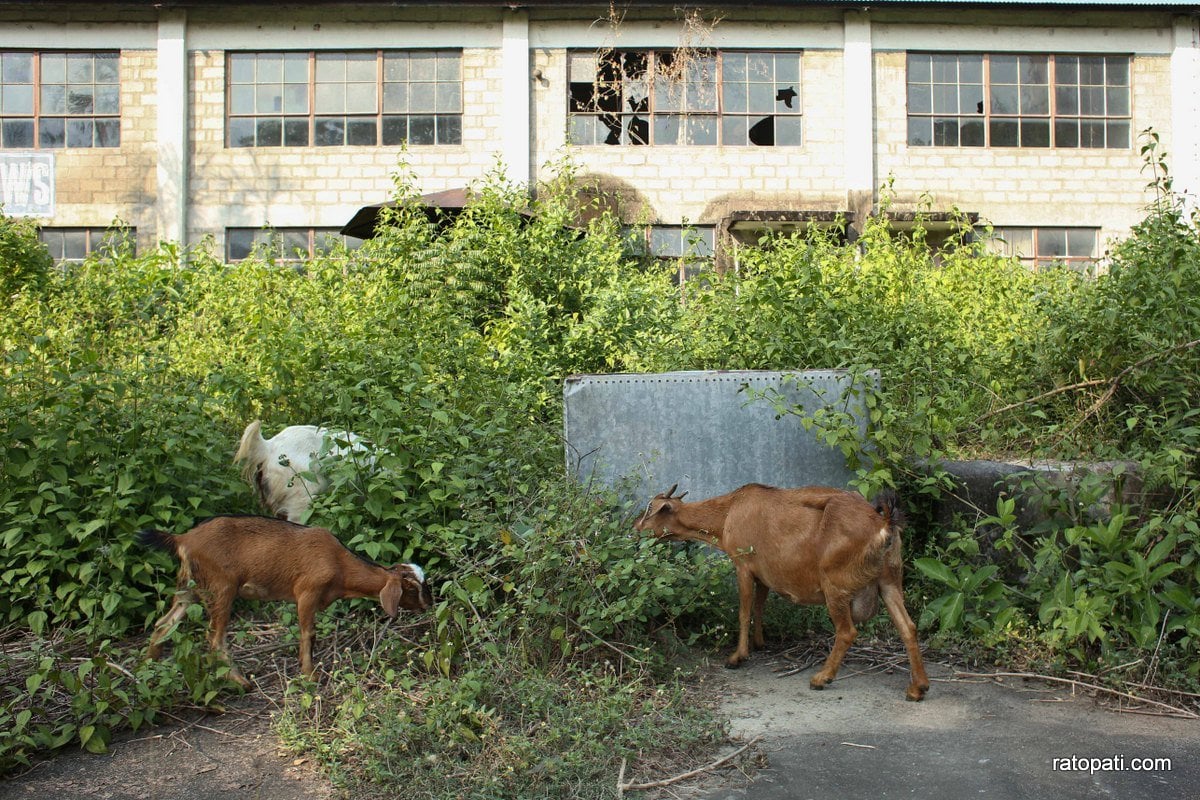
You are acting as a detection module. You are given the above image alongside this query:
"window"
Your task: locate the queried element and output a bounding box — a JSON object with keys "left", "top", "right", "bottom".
{"left": 39, "top": 226, "right": 135, "bottom": 263}
{"left": 227, "top": 50, "right": 462, "bottom": 148}
{"left": 1, "top": 51, "right": 120, "bottom": 149}
{"left": 226, "top": 227, "right": 363, "bottom": 262}
{"left": 568, "top": 50, "right": 801, "bottom": 146}
{"left": 989, "top": 226, "right": 1098, "bottom": 269}
{"left": 907, "top": 53, "right": 1130, "bottom": 149}
{"left": 626, "top": 224, "right": 715, "bottom": 283}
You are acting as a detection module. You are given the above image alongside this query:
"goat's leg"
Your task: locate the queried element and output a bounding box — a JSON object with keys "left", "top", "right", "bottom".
{"left": 810, "top": 598, "right": 856, "bottom": 690}
{"left": 880, "top": 581, "right": 930, "bottom": 701}
{"left": 726, "top": 567, "right": 758, "bottom": 668}
{"left": 204, "top": 588, "right": 251, "bottom": 690}
{"left": 147, "top": 591, "right": 192, "bottom": 658}
{"left": 751, "top": 580, "right": 770, "bottom": 651}
{"left": 295, "top": 595, "right": 319, "bottom": 680}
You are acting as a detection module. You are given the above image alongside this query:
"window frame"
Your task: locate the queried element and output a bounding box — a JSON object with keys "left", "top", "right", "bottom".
{"left": 906, "top": 52, "right": 1131, "bottom": 150}
{"left": 988, "top": 226, "right": 1099, "bottom": 270}
{"left": 226, "top": 49, "right": 464, "bottom": 149}
{"left": 39, "top": 226, "right": 135, "bottom": 263}
{"left": 225, "top": 226, "right": 364, "bottom": 263}
{"left": 0, "top": 50, "right": 121, "bottom": 150}
{"left": 567, "top": 49, "right": 803, "bottom": 147}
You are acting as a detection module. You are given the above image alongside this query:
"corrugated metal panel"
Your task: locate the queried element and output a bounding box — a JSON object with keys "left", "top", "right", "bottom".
{"left": 563, "top": 369, "right": 878, "bottom": 506}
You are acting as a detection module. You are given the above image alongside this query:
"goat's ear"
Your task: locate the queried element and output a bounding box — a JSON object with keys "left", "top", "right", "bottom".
{"left": 380, "top": 577, "right": 402, "bottom": 617}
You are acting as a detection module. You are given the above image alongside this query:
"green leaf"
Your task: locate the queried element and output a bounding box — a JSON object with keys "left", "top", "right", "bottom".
{"left": 913, "top": 558, "right": 957, "bottom": 587}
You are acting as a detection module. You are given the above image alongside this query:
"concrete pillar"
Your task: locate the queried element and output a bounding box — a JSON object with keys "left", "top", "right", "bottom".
{"left": 843, "top": 10, "right": 875, "bottom": 222}
{"left": 156, "top": 10, "right": 188, "bottom": 244}
{"left": 1171, "top": 15, "right": 1200, "bottom": 214}
{"left": 501, "top": 9, "right": 531, "bottom": 189}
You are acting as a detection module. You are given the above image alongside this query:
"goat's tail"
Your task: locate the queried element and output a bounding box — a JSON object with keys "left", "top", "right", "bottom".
{"left": 233, "top": 420, "right": 265, "bottom": 482}
{"left": 872, "top": 489, "right": 905, "bottom": 547}
{"left": 137, "top": 528, "right": 179, "bottom": 559}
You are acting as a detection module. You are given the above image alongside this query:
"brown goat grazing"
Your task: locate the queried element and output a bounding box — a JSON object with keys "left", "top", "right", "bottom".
{"left": 635, "top": 483, "right": 929, "bottom": 701}
{"left": 139, "top": 516, "right": 432, "bottom": 688}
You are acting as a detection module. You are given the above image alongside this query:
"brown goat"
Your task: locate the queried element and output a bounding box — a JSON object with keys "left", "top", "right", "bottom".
{"left": 139, "top": 516, "right": 432, "bottom": 687}
{"left": 635, "top": 483, "right": 929, "bottom": 701}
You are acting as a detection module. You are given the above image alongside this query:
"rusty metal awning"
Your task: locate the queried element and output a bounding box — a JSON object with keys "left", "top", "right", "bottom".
{"left": 340, "top": 187, "right": 477, "bottom": 240}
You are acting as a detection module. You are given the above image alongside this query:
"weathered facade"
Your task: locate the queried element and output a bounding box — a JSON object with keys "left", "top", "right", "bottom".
{"left": 1, "top": 1, "right": 1197, "bottom": 264}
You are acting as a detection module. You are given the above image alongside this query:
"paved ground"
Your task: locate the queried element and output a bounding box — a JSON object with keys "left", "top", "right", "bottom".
{"left": 696, "top": 650, "right": 1199, "bottom": 800}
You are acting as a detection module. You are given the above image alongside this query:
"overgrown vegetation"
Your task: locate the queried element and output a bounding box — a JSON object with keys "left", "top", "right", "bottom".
{"left": 3, "top": 140, "right": 1198, "bottom": 788}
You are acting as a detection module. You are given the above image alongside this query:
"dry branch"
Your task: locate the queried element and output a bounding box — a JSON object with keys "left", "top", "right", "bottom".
{"left": 618, "top": 735, "right": 762, "bottom": 795}
{"left": 954, "top": 670, "right": 1199, "bottom": 720}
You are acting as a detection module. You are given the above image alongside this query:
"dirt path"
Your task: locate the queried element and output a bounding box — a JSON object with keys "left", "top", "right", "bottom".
{"left": 5, "top": 643, "right": 1198, "bottom": 800}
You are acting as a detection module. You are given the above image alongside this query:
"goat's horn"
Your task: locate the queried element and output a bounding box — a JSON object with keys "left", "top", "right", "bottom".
{"left": 665, "top": 483, "right": 678, "bottom": 498}
{"left": 677, "top": 491, "right": 688, "bottom": 500}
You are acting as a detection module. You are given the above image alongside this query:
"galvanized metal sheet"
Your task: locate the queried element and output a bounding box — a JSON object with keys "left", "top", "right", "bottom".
{"left": 563, "top": 369, "right": 877, "bottom": 505}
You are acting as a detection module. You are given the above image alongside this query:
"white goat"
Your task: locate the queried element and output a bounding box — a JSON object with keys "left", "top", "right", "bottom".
{"left": 234, "top": 420, "right": 373, "bottom": 522}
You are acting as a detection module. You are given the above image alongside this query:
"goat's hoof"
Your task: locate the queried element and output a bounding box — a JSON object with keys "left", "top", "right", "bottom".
{"left": 906, "top": 685, "right": 929, "bottom": 702}
{"left": 724, "top": 656, "right": 747, "bottom": 670}
{"left": 809, "top": 681, "right": 826, "bottom": 691}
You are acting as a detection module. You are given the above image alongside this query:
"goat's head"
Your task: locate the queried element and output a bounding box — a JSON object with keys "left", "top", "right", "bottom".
{"left": 634, "top": 484, "right": 690, "bottom": 540}
{"left": 380, "top": 563, "right": 434, "bottom": 616}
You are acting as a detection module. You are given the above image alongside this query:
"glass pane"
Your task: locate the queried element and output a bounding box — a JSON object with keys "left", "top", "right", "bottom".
{"left": 776, "top": 115, "right": 801, "bottom": 146}
{"left": 1019, "top": 55, "right": 1048, "bottom": 84}
{"left": 907, "top": 53, "right": 931, "bottom": 83}
{"left": 347, "top": 118, "right": 377, "bottom": 145}
{"left": 95, "top": 54, "right": 119, "bottom": 83}
{"left": 1080, "top": 119, "right": 1105, "bottom": 147}
{"left": 1036, "top": 228, "right": 1066, "bottom": 258}
{"left": 1067, "top": 229, "right": 1096, "bottom": 257}
{"left": 436, "top": 114, "right": 461, "bottom": 144}
{"left": 256, "top": 117, "right": 282, "bottom": 146}
{"left": 229, "top": 54, "right": 255, "bottom": 83}
{"left": 1079, "top": 56, "right": 1105, "bottom": 85}
{"left": 3, "top": 52, "right": 34, "bottom": 83}
{"left": 314, "top": 117, "right": 345, "bottom": 146}
{"left": 283, "top": 53, "right": 309, "bottom": 83}
{"left": 227, "top": 229, "right": 256, "bottom": 260}
{"left": 62, "top": 229, "right": 87, "bottom": 259}
{"left": 933, "top": 117, "right": 959, "bottom": 146}
{"left": 650, "top": 227, "right": 680, "bottom": 257}
{"left": 724, "top": 51, "right": 747, "bottom": 82}
{"left": 282, "top": 83, "right": 308, "bottom": 114}
{"left": 991, "top": 56, "right": 1018, "bottom": 85}
{"left": 1106, "top": 87, "right": 1129, "bottom": 116}
{"left": 384, "top": 53, "right": 408, "bottom": 82}
{"left": 960, "top": 119, "right": 984, "bottom": 147}
{"left": 410, "top": 83, "right": 435, "bottom": 112}
{"left": 384, "top": 83, "right": 408, "bottom": 113}
{"left": 721, "top": 115, "right": 745, "bottom": 145}
{"left": 907, "top": 83, "right": 931, "bottom": 114}
{"left": 747, "top": 115, "right": 773, "bottom": 146}
{"left": 382, "top": 115, "right": 407, "bottom": 144}
{"left": 67, "top": 88, "right": 94, "bottom": 114}
{"left": 256, "top": 85, "right": 283, "bottom": 114}
{"left": 1055, "top": 119, "right": 1078, "bottom": 147}
{"left": 3, "top": 84, "right": 33, "bottom": 114}
{"left": 284, "top": 117, "right": 309, "bottom": 146}
{"left": 654, "top": 114, "right": 681, "bottom": 145}
{"left": 748, "top": 82, "right": 774, "bottom": 114}
{"left": 1021, "top": 85, "right": 1049, "bottom": 115}
{"left": 279, "top": 230, "right": 309, "bottom": 258}
{"left": 1002, "top": 228, "right": 1033, "bottom": 258}
{"left": 257, "top": 54, "right": 283, "bottom": 83}
{"left": 436, "top": 52, "right": 461, "bottom": 81}
{"left": 991, "top": 86, "right": 1018, "bottom": 115}
{"left": 686, "top": 81, "right": 717, "bottom": 112}
{"left": 436, "top": 82, "right": 461, "bottom": 112}
{"left": 1106, "top": 120, "right": 1129, "bottom": 149}
{"left": 775, "top": 83, "right": 800, "bottom": 113}
{"left": 94, "top": 118, "right": 119, "bottom": 147}
{"left": 907, "top": 116, "right": 932, "bottom": 146}
{"left": 410, "top": 52, "right": 435, "bottom": 81}
{"left": 6, "top": 119, "right": 37, "bottom": 147}
{"left": 1021, "top": 119, "right": 1049, "bottom": 147}
{"left": 316, "top": 54, "right": 346, "bottom": 83}
{"left": 66, "top": 118, "right": 92, "bottom": 147}
{"left": 230, "top": 84, "right": 255, "bottom": 115}
{"left": 990, "top": 119, "right": 1019, "bottom": 147}
{"left": 931, "top": 54, "right": 958, "bottom": 83}
{"left": 745, "top": 53, "right": 772, "bottom": 81}
{"left": 1055, "top": 56, "right": 1078, "bottom": 85}
{"left": 346, "top": 83, "right": 376, "bottom": 114}
{"left": 1080, "top": 86, "right": 1105, "bottom": 116}
{"left": 686, "top": 115, "right": 717, "bottom": 145}
{"left": 228, "top": 117, "right": 255, "bottom": 147}
{"left": 960, "top": 85, "right": 983, "bottom": 115}
{"left": 1105, "top": 57, "right": 1129, "bottom": 86}
{"left": 959, "top": 57, "right": 983, "bottom": 84}
{"left": 775, "top": 53, "right": 800, "bottom": 84}
{"left": 723, "top": 81, "right": 747, "bottom": 113}
{"left": 567, "top": 114, "right": 592, "bottom": 145}
{"left": 346, "top": 54, "right": 375, "bottom": 82}
{"left": 933, "top": 84, "right": 958, "bottom": 114}
{"left": 1055, "top": 86, "right": 1078, "bottom": 115}
{"left": 67, "top": 53, "right": 93, "bottom": 83}
{"left": 626, "top": 114, "right": 648, "bottom": 145}
{"left": 94, "top": 85, "right": 119, "bottom": 114}
{"left": 408, "top": 114, "right": 435, "bottom": 144}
